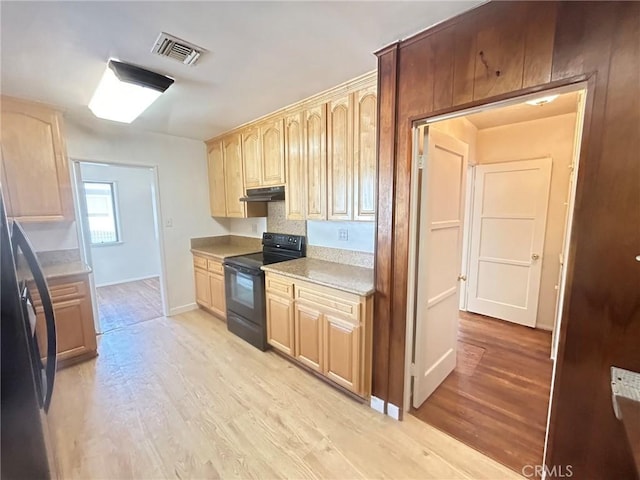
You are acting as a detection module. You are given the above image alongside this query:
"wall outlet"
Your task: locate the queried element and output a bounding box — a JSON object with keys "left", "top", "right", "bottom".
{"left": 338, "top": 228, "right": 348, "bottom": 241}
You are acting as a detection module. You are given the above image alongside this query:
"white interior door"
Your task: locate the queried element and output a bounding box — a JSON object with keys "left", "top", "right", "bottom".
{"left": 412, "top": 129, "right": 468, "bottom": 409}
{"left": 466, "top": 158, "right": 552, "bottom": 327}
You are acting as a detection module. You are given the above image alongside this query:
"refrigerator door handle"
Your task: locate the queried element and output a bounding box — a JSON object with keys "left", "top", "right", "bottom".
{"left": 11, "top": 221, "right": 57, "bottom": 412}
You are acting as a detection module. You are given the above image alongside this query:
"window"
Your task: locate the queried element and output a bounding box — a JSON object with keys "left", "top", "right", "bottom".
{"left": 83, "top": 182, "right": 120, "bottom": 245}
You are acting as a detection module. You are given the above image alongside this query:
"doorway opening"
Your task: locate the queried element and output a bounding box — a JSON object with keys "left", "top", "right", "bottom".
{"left": 405, "top": 85, "right": 587, "bottom": 475}
{"left": 72, "top": 161, "right": 168, "bottom": 334}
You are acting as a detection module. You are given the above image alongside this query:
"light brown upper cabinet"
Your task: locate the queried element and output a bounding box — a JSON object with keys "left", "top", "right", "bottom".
{"left": 260, "top": 118, "right": 286, "bottom": 186}
{"left": 207, "top": 140, "right": 227, "bottom": 217}
{"left": 353, "top": 86, "right": 377, "bottom": 221}
{"left": 284, "top": 112, "right": 305, "bottom": 220}
{"left": 223, "top": 134, "right": 246, "bottom": 218}
{"left": 242, "top": 127, "right": 262, "bottom": 189}
{"left": 1, "top": 97, "right": 74, "bottom": 222}
{"left": 327, "top": 93, "right": 353, "bottom": 221}
{"left": 304, "top": 104, "right": 327, "bottom": 220}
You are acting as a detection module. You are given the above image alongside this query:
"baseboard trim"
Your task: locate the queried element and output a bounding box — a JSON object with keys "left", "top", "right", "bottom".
{"left": 95, "top": 275, "right": 160, "bottom": 288}
{"left": 387, "top": 402, "right": 400, "bottom": 420}
{"left": 169, "top": 303, "right": 198, "bottom": 316}
{"left": 370, "top": 395, "right": 386, "bottom": 414}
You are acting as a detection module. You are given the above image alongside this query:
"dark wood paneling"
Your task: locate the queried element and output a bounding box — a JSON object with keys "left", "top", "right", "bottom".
{"left": 473, "top": 2, "right": 527, "bottom": 100}
{"left": 432, "top": 26, "right": 455, "bottom": 112}
{"left": 372, "top": 43, "right": 398, "bottom": 402}
{"left": 546, "top": 2, "right": 640, "bottom": 478}
{"left": 522, "top": 2, "right": 558, "bottom": 88}
{"left": 452, "top": 16, "right": 477, "bottom": 106}
{"left": 375, "top": 1, "right": 640, "bottom": 478}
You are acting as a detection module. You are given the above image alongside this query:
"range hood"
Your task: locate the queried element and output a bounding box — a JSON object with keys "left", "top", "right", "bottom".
{"left": 240, "top": 186, "right": 285, "bottom": 202}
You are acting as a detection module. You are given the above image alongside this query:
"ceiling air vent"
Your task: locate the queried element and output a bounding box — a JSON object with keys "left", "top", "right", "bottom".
{"left": 151, "top": 32, "right": 204, "bottom": 66}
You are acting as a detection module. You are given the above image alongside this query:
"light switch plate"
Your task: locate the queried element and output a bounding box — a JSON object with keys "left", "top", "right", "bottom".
{"left": 338, "top": 228, "right": 348, "bottom": 241}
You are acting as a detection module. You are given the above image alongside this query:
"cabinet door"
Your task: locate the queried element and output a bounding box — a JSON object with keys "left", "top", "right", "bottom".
{"left": 284, "top": 112, "right": 305, "bottom": 220}
{"left": 195, "top": 268, "right": 211, "bottom": 308}
{"left": 353, "top": 86, "right": 377, "bottom": 221}
{"left": 260, "top": 118, "right": 286, "bottom": 186}
{"left": 207, "top": 141, "right": 227, "bottom": 217}
{"left": 327, "top": 94, "right": 353, "bottom": 220}
{"left": 1, "top": 98, "right": 74, "bottom": 222}
{"left": 53, "top": 297, "right": 96, "bottom": 359}
{"left": 208, "top": 272, "right": 226, "bottom": 319}
{"left": 266, "top": 292, "right": 294, "bottom": 355}
{"left": 242, "top": 127, "right": 262, "bottom": 188}
{"left": 304, "top": 104, "right": 327, "bottom": 220}
{"left": 473, "top": 3, "right": 527, "bottom": 101}
{"left": 294, "top": 302, "right": 323, "bottom": 372}
{"left": 223, "top": 134, "right": 246, "bottom": 218}
{"left": 323, "top": 314, "right": 361, "bottom": 394}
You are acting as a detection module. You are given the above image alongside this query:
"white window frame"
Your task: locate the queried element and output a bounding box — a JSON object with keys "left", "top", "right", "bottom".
{"left": 83, "top": 181, "right": 122, "bottom": 246}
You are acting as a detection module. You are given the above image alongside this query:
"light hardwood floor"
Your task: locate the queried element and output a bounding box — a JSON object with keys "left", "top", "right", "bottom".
{"left": 48, "top": 309, "right": 522, "bottom": 479}
{"left": 412, "top": 312, "right": 553, "bottom": 476}
{"left": 96, "top": 277, "right": 163, "bottom": 333}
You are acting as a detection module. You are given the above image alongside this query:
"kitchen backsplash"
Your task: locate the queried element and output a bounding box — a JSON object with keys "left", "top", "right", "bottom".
{"left": 266, "top": 202, "right": 306, "bottom": 236}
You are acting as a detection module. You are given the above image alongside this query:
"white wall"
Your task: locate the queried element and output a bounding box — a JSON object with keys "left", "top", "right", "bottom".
{"left": 80, "top": 163, "right": 160, "bottom": 287}
{"left": 22, "top": 221, "right": 79, "bottom": 251}
{"left": 476, "top": 113, "right": 577, "bottom": 330}
{"left": 65, "top": 118, "right": 228, "bottom": 314}
{"left": 307, "top": 220, "right": 375, "bottom": 253}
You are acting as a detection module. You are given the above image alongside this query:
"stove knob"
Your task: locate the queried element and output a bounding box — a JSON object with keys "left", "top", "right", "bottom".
{"left": 288, "top": 237, "right": 293, "bottom": 242}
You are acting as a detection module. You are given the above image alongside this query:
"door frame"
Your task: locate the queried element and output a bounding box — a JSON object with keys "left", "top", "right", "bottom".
{"left": 403, "top": 82, "right": 588, "bottom": 414}
{"left": 71, "top": 159, "right": 169, "bottom": 333}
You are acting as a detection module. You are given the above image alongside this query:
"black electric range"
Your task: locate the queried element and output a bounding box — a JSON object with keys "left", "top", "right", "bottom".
{"left": 223, "top": 233, "right": 305, "bottom": 350}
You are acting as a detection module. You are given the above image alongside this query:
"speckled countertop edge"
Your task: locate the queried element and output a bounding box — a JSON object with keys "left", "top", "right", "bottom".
{"left": 261, "top": 258, "right": 375, "bottom": 297}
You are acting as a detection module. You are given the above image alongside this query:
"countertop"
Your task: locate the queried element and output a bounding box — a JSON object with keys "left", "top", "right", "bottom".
{"left": 191, "top": 245, "right": 261, "bottom": 262}
{"left": 261, "top": 258, "right": 375, "bottom": 296}
{"left": 18, "top": 261, "right": 92, "bottom": 282}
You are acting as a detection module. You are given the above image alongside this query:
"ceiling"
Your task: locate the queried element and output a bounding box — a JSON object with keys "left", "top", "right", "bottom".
{"left": 0, "top": 1, "right": 480, "bottom": 140}
{"left": 466, "top": 91, "right": 579, "bottom": 130}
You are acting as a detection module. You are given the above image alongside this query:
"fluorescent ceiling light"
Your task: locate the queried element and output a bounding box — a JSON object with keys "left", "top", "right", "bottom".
{"left": 89, "top": 60, "right": 174, "bottom": 123}
{"left": 525, "top": 95, "right": 559, "bottom": 106}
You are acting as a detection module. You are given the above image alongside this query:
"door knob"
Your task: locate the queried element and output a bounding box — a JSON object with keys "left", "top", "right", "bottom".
{"left": 457, "top": 274, "right": 467, "bottom": 281}
{"left": 531, "top": 253, "right": 540, "bottom": 260}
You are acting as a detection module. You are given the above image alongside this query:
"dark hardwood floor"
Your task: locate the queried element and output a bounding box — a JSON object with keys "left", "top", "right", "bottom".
{"left": 411, "top": 311, "right": 553, "bottom": 476}
{"left": 96, "top": 277, "right": 163, "bottom": 333}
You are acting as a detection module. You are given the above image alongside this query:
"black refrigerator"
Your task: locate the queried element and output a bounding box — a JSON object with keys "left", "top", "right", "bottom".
{"left": 1, "top": 188, "right": 58, "bottom": 478}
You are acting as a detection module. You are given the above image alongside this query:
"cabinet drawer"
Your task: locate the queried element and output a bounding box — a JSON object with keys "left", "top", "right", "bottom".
{"left": 265, "top": 274, "right": 294, "bottom": 298}
{"left": 207, "top": 259, "right": 224, "bottom": 275}
{"left": 295, "top": 285, "right": 360, "bottom": 323}
{"left": 193, "top": 255, "right": 208, "bottom": 270}
{"left": 32, "top": 280, "right": 86, "bottom": 306}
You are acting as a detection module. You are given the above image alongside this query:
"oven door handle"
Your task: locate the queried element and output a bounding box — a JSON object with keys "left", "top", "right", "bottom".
{"left": 223, "top": 264, "right": 262, "bottom": 277}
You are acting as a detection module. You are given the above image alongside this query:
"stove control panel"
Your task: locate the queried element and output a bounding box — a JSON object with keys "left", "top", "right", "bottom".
{"left": 262, "top": 232, "right": 305, "bottom": 251}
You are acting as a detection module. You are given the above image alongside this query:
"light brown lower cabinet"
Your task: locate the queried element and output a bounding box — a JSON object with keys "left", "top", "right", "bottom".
{"left": 32, "top": 273, "right": 97, "bottom": 369}
{"left": 193, "top": 255, "right": 226, "bottom": 319}
{"left": 265, "top": 272, "right": 373, "bottom": 398}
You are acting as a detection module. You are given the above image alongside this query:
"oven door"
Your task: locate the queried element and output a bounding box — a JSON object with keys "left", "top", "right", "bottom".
{"left": 224, "top": 264, "right": 265, "bottom": 323}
